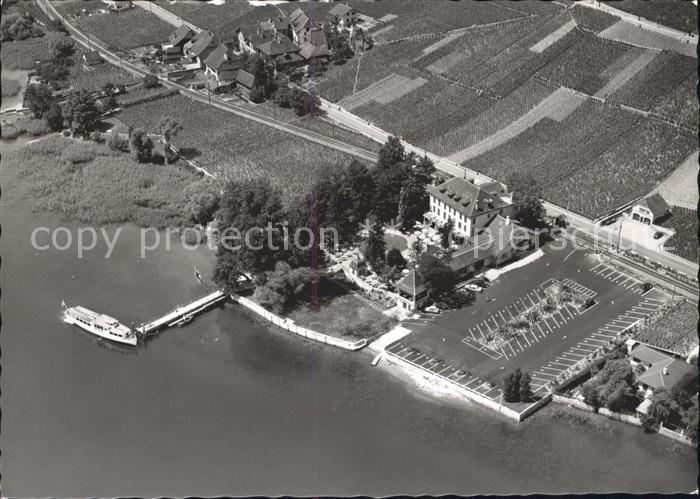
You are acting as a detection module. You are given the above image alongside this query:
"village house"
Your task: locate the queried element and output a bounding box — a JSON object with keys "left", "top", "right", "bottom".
{"left": 328, "top": 3, "right": 358, "bottom": 29}
{"left": 628, "top": 342, "right": 695, "bottom": 397}
{"left": 168, "top": 25, "right": 195, "bottom": 53}
{"left": 425, "top": 177, "right": 514, "bottom": 239}
{"left": 235, "top": 69, "right": 256, "bottom": 99}
{"left": 630, "top": 193, "right": 671, "bottom": 226}
{"left": 204, "top": 44, "right": 246, "bottom": 91}
{"left": 82, "top": 50, "right": 103, "bottom": 66}
{"left": 183, "top": 30, "right": 217, "bottom": 67}
{"left": 395, "top": 267, "right": 430, "bottom": 312}
{"left": 101, "top": 0, "right": 131, "bottom": 12}
{"left": 237, "top": 24, "right": 275, "bottom": 55}
{"left": 256, "top": 35, "right": 305, "bottom": 70}
{"left": 394, "top": 215, "right": 529, "bottom": 312}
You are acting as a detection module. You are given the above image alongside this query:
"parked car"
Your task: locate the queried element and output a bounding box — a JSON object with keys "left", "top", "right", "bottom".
{"left": 424, "top": 305, "right": 441, "bottom": 314}
{"left": 653, "top": 231, "right": 664, "bottom": 239}
{"left": 464, "top": 283, "right": 483, "bottom": 293}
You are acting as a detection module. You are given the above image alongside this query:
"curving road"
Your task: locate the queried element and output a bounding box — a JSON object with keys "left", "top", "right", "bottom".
{"left": 35, "top": 0, "right": 379, "bottom": 164}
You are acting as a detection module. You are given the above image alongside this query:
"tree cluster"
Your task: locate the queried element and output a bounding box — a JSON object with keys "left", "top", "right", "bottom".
{"left": 1, "top": 12, "right": 43, "bottom": 41}
{"left": 581, "top": 358, "right": 636, "bottom": 411}
{"left": 274, "top": 86, "right": 321, "bottom": 117}
{"left": 502, "top": 367, "right": 533, "bottom": 403}
{"left": 246, "top": 54, "right": 276, "bottom": 103}
{"left": 642, "top": 370, "right": 698, "bottom": 436}
{"left": 253, "top": 261, "right": 312, "bottom": 314}
{"left": 506, "top": 172, "right": 546, "bottom": 230}
{"left": 323, "top": 24, "right": 354, "bottom": 63}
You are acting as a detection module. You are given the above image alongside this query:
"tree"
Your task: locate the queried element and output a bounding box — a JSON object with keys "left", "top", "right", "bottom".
{"left": 158, "top": 116, "right": 182, "bottom": 163}
{"left": 214, "top": 178, "right": 289, "bottom": 288}
{"left": 129, "top": 128, "right": 153, "bottom": 163}
{"left": 46, "top": 19, "right": 67, "bottom": 34}
{"left": 24, "top": 83, "right": 54, "bottom": 118}
{"left": 48, "top": 32, "right": 75, "bottom": 60}
{"left": 102, "top": 82, "right": 115, "bottom": 95}
{"left": 274, "top": 86, "right": 291, "bottom": 108}
{"left": 253, "top": 262, "right": 312, "bottom": 314}
{"left": 142, "top": 74, "right": 160, "bottom": 88}
{"left": 581, "top": 381, "right": 602, "bottom": 408}
{"left": 364, "top": 222, "right": 386, "bottom": 272}
{"left": 107, "top": 130, "right": 129, "bottom": 152}
{"left": 247, "top": 54, "right": 275, "bottom": 100}
{"left": 184, "top": 179, "right": 221, "bottom": 225}
{"left": 519, "top": 371, "right": 533, "bottom": 402}
{"left": 398, "top": 175, "right": 428, "bottom": 231}
{"left": 644, "top": 389, "right": 680, "bottom": 429}
{"left": 324, "top": 24, "right": 354, "bottom": 63}
{"left": 377, "top": 136, "right": 405, "bottom": 169}
{"left": 503, "top": 368, "right": 523, "bottom": 403}
{"left": 386, "top": 247, "right": 406, "bottom": 269}
{"left": 44, "top": 102, "right": 64, "bottom": 131}
{"left": 1, "top": 13, "right": 42, "bottom": 41}
{"left": 681, "top": 405, "right": 698, "bottom": 438}
{"left": 417, "top": 253, "right": 455, "bottom": 297}
{"left": 63, "top": 90, "right": 98, "bottom": 136}
{"left": 507, "top": 172, "right": 545, "bottom": 230}
{"left": 36, "top": 61, "right": 70, "bottom": 88}
{"left": 439, "top": 218, "right": 454, "bottom": 249}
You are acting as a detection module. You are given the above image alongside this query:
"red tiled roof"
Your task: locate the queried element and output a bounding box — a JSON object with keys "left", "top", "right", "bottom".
{"left": 329, "top": 3, "right": 353, "bottom": 16}
{"left": 637, "top": 193, "right": 671, "bottom": 218}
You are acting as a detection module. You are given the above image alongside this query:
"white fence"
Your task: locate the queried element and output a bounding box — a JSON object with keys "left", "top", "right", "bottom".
{"left": 233, "top": 295, "right": 367, "bottom": 351}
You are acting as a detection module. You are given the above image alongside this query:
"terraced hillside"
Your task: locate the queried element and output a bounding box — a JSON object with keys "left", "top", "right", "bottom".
{"left": 318, "top": 3, "right": 696, "bottom": 220}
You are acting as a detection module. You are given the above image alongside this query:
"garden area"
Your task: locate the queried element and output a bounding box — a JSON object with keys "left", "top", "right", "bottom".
{"left": 632, "top": 300, "right": 698, "bottom": 357}
{"left": 2, "top": 135, "right": 210, "bottom": 228}
{"left": 660, "top": 208, "right": 699, "bottom": 263}
{"left": 286, "top": 276, "right": 394, "bottom": 340}
{"left": 117, "top": 94, "right": 370, "bottom": 203}
{"left": 482, "top": 279, "right": 595, "bottom": 350}
{"left": 74, "top": 7, "right": 174, "bottom": 50}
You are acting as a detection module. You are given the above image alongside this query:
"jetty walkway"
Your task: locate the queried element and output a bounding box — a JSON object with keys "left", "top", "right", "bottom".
{"left": 138, "top": 290, "right": 228, "bottom": 336}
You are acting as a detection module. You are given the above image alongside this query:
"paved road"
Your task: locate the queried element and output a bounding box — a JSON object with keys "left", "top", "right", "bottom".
{"left": 37, "top": 0, "right": 378, "bottom": 165}
{"left": 580, "top": 0, "right": 698, "bottom": 39}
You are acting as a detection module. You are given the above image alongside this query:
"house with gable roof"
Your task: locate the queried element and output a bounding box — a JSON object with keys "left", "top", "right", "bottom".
{"left": 183, "top": 30, "right": 217, "bottom": 67}
{"left": 204, "top": 44, "right": 246, "bottom": 91}
{"left": 328, "top": 3, "right": 358, "bottom": 29}
{"left": 425, "top": 177, "right": 514, "bottom": 238}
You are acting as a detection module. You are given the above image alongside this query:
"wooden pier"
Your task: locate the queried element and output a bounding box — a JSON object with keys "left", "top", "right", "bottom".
{"left": 138, "top": 290, "right": 228, "bottom": 337}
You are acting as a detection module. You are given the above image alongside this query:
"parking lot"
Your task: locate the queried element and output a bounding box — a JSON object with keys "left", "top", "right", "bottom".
{"left": 386, "top": 243, "right": 670, "bottom": 397}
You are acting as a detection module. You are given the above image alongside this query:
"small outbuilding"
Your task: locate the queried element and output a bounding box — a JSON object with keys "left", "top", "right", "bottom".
{"left": 82, "top": 50, "right": 103, "bottom": 66}
{"left": 630, "top": 193, "right": 671, "bottom": 225}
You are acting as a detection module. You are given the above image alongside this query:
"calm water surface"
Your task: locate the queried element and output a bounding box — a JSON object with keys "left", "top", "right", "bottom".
{"left": 1, "top": 158, "right": 697, "bottom": 496}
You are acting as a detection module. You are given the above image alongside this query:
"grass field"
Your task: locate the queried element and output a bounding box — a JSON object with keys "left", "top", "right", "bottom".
{"left": 1, "top": 77, "right": 21, "bottom": 97}
{"left": 600, "top": 0, "right": 698, "bottom": 33}
{"left": 652, "top": 151, "right": 699, "bottom": 210}
{"left": 633, "top": 300, "right": 698, "bottom": 356}
{"left": 1, "top": 37, "right": 52, "bottom": 70}
{"left": 117, "top": 94, "right": 369, "bottom": 203}
{"left": 660, "top": 208, "right": 699, "bottom": 263}
{"left": 68, "top": 50, "right": 140, "bottom": 90}
{"left": 2, "top": 135, "right": 204, "bottom": 227}
{"left": 288, "top": 277, "right": 392, "bottom": 339}
{"left": 75, "top": 8, "right": 175, "bottom": 49}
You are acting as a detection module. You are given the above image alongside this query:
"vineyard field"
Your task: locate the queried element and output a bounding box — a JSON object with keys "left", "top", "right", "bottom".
{"left": 660, "top": 208, "right": 700, "bottom": 263}
{"left": 634, "top": 300, "right": 698, "bottom": 357}
{"left": 600, "top": 0, "right": 698, "bottom": 34}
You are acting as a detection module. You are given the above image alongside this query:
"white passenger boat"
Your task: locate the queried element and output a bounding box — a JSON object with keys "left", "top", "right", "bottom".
{"left": 63, "top": 304, "right": 138, "bottom": 346}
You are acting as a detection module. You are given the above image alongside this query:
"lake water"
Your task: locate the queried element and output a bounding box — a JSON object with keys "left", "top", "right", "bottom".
{"left": 1, "top": 156, "right": 697, "bottom": 496}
